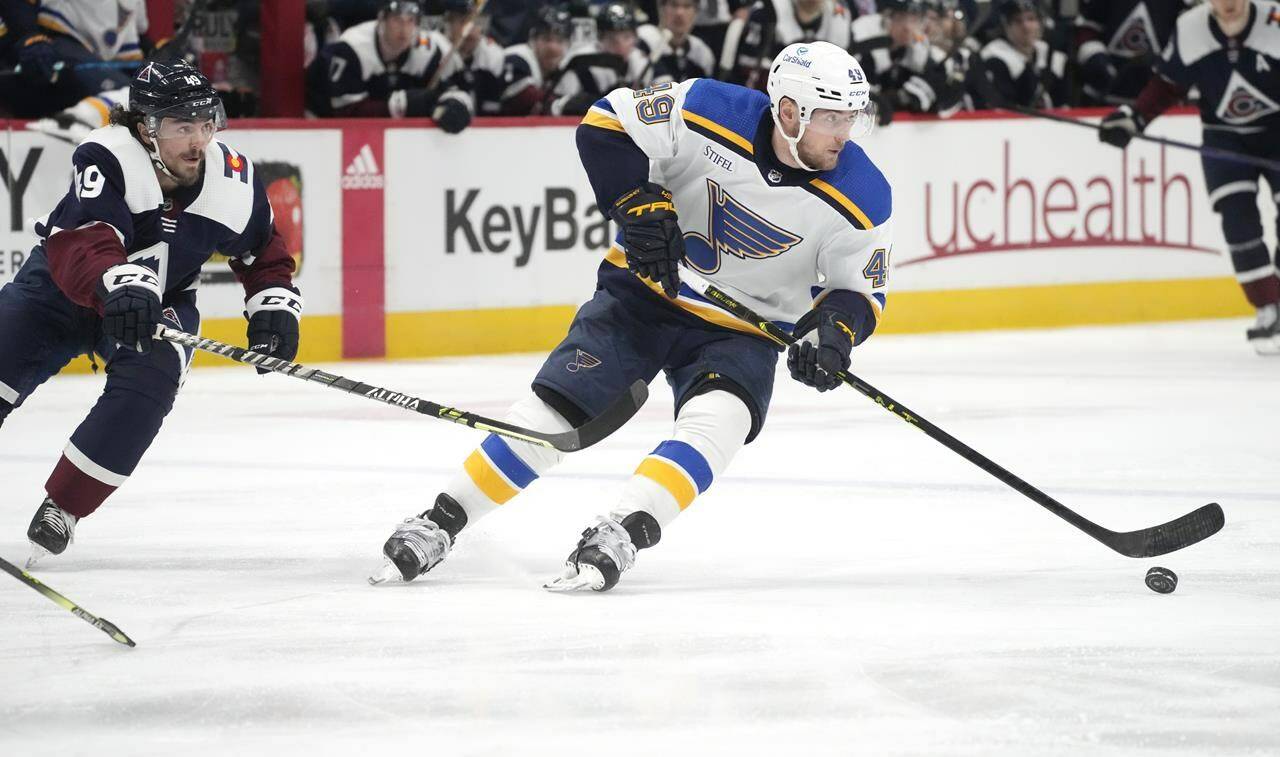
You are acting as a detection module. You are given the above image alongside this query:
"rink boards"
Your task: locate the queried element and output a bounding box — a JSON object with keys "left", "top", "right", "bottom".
{"left": 0, "top": 109, "right": 1267, "bottom": 367}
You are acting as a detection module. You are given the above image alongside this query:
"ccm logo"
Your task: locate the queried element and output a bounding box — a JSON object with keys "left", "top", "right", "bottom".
{"left": 261, "top": 294, "right": 302, "bottom": 313}
{"left": 110, "top": 272, "right": 158, "bottom": 287}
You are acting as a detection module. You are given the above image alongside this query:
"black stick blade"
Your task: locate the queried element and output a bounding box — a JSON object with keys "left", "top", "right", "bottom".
{"left": 1108, "top": 503, "right": 1225, "bottom": 558}
{"left": 548, "top": 379, "right": 649, "bottom": 451}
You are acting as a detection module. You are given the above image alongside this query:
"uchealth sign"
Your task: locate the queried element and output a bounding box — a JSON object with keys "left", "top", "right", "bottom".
{"left": 860, "top": 113, "right": 1260, "bottom": 293}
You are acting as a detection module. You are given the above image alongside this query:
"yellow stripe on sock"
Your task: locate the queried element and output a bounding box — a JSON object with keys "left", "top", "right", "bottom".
{"left": 636, "top": 457, "right": 697, "bottom": 510}
{"left": 463, "top": 450, "right": 519, "bottom": 504}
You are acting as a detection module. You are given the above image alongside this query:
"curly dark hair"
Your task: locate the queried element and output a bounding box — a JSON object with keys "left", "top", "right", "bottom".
{"left": 108, "top": 105, "right": 147, "bottom": 142}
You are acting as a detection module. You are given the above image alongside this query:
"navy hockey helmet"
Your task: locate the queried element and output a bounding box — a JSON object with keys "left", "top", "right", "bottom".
{"left": 380, "top": 0, "right": 422, "bottom": 18}
{"left": 996, "top": 0, "right": 1041, "bottom": 24}
{"left": 531, "top": 4, "right": 573, "bottom": 39}
{"left": 878, "top": 0, "right": 925, "bottom": 15}
{"left": 596, "top": 2, "right": 638, "bottom": 34}
{"left": 130, "top": 60, "right": 226, "bottom": 134}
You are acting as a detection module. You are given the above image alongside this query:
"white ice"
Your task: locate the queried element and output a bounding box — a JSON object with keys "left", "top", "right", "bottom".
{"left": 1, "top": 319, "right": 1277, "bottom": 756}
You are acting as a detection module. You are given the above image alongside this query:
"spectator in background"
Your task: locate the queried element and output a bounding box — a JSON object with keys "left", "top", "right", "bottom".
{"left": 2, "top": 0, "right": 147, "bottom": 118}
{"left": 973, "top": 0, "right": 1068, "bottom": 110}
{"left": 499, "top": 3, "right": 571, "bottom": 115}
{"left": 437, "top": 0, "right": 505, "bottom": 116}
{"left": 1074, "top": 0, "right": 1191, "bottom": 106}
{"left": 548, "top": 2, "right": 650, "bottom": 116}
{"left": 693, "top": 0, "right": 748, "bottom": 61}
{"left": 306, "top": 0, "right": 473, "bottom": 132}
{"left": 851, "top": 0, "right": 965, "bottom": 123}
{"left": 721, "top": 0, "right": 851, "bottom": 90}
{"left": 923, "top": 0, "right": 979, "bottom": 109}
{"left": 637, "top": 0, "right": 717, "bottom": 84}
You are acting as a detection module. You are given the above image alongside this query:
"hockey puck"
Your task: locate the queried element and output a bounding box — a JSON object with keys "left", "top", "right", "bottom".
{"left": 1145, "top": 566, "right": 1178, "bottom": 594}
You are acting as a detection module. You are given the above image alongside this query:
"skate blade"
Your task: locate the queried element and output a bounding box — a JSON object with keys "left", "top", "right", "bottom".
{"left": 543, "top": 564, "right": 605, "bottom": 592}
{"left": 1256, "top": 337, "right": 1280, "bottom": 356}
{"left": 367, "top": 561, "right": 405, "bottom": 586}
{"left": 25, "top": 543, "right": 52, "bottom": 570}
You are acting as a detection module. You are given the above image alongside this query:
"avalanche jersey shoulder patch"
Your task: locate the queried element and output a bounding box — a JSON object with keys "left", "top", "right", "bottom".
{"left": 183, "top": 139, "right": 256, "bottom": 234}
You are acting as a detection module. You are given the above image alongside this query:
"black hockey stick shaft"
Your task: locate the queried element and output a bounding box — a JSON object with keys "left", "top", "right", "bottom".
{"left": 966, "top": 53, "right": 1280, "bottom": 173}
{"left": 155, "top": 326, "right": 646, "bottom": 452}
{"left": 0, "top": 556, "right": 136, "bottom": 647}
{"left": 680, "top": 272, "right": 1223, "bottom": 558}
{"left": 1007, "top": 104, "right": 1280, "bottom": 173}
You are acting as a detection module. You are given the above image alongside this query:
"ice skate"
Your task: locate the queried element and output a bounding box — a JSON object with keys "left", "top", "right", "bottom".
{"left": 1247, "top": 304, "right": 1280, "bottom": 355}
{"left": 26, "top": 498, "right": 77, "bottom": 569}
{"left": 368, "top": 516, "right": 453, "bottom": 585}
{"left": 544, "top": 516, "right": 641, "bottom": 593}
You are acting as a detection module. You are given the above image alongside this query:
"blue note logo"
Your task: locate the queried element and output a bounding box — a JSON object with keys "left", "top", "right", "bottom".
{"left": 683, "top": 179, "right": 803, "bottom": 274}
{"left": 566, "top": 349, "right": 602, "bottom": 373}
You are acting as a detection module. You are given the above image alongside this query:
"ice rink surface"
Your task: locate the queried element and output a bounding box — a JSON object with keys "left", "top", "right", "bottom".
{"left": 1, "top": 318, "right": 1277, "bottom": 756}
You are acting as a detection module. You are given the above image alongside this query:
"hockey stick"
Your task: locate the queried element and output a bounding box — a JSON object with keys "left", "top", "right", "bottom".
{"left": 677, "top": 269, "right": 1225, "bottom": 558}
{"left": 425, "top": 0, "right": 491, "bottom": 92}
{"left": 0, "top": 556, "right": 136, "bottom": 647}
{"left": 154, "top": 326, "right": 647, "bottom": 452}
{"left": 967, "top": 54, "right": 1280, "bottom": 173}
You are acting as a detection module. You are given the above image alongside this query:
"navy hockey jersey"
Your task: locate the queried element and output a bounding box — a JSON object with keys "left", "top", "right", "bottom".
{"left": 33, "top": 125, "right": 294, "bottom": 311}
{"left": 1153, "top": 0, "right": 1280, "bottom": 132}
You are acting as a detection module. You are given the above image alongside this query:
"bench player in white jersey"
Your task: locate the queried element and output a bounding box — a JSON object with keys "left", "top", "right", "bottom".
{"left": 371, "top": 42, "right": 892, "bottom": 592}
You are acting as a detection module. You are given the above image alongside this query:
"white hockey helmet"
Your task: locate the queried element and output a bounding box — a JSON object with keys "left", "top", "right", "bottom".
{"left": 767, "top": 41, "right": 875, "bottom": 170}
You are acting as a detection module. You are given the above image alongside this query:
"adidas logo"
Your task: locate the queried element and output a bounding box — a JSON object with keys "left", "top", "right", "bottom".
{"left": 341, "top": 144, "right": 384, "bottom": 190}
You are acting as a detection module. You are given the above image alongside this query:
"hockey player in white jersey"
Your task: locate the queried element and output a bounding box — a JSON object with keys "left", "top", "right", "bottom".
{"left": 372, "top": 41, "right": 892, "bottom": 592}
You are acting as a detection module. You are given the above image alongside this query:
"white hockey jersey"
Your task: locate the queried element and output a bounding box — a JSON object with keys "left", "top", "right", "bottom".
{"left": 583, "top": 78, "right": 893, "bottom": 336}
{"left": 38, "top": 0, "right": 148, "bottom": 60}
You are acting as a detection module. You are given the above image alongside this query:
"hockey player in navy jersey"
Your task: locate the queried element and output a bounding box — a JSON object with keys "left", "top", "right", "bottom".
{"left": 372, "top": 42, "right": 892, "bottom": 592}
{"left": 0, "top": 61, "right": 303, "bottom": 565}
{"left": 1099, "top": 0, "right": 1280, "bottom": 354}
{"left": 306, "top": 0, "right": 473, "bottom": 133}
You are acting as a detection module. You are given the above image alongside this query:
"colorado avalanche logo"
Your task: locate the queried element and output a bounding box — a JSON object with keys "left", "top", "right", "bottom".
{"left": 1108, "top": 5, "right": 1157, "bottom": 57}
{"left": 1216, "top": 71, "right": 1280, "bottom": 124}
{"left": 683, "top": 179, "right": 803, "bottom": 274}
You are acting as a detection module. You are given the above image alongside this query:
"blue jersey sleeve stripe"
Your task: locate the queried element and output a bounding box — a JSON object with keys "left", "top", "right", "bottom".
{"left": 593, "top": 98, "right": 616, "bottom": 114}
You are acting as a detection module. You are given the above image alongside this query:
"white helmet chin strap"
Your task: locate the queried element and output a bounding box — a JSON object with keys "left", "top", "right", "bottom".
{"left": 144, "top": 126, "right": 179, "bottom": 181}
{"left": 770, "top": 111, "right": 821, "bottom": 173}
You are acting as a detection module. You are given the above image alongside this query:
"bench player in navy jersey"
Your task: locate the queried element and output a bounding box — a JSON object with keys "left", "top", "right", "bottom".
{"left": 1099, "top": 0, "right": 1280, "bottom": 354}
{"left": 371, "top": 42, "right": 892, "bottom": 592}
{"left": 0, "top": 61, "right": 303, "bottom": 565}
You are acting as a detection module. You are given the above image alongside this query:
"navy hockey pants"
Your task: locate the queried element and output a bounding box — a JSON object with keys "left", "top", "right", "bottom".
{"left": 0, "top": 253, "right": 197, "bottom": 518}
{"left": 1201, "top": 129, "right": 1280, "bottom": 307}
{"left": 532, "top": 266, "right": 780, "bottom": 443}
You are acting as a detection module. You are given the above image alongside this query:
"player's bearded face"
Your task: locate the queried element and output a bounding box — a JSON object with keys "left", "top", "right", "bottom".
{"left": 797, "top": 109, "right": 861, "bottom": 170}
{"left": 532, "top": 33, "right": 567, "bottom": 73}
{"left": 155, "top": 118, "right": 213, "bottom": 186}
{"left": 379, "top": 12, "right": 418, "bottom": 59}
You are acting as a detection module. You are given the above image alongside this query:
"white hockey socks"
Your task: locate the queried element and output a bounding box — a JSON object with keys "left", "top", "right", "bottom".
{"left": 443, "top": 393, "right": 572, "bottom": 523}
{"left": 611, "top": 389, "right": 752, "bottom": 529}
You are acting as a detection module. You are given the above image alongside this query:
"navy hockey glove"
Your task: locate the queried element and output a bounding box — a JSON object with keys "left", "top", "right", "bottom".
{"left": 432, "top": 97, "right": 472, "bottom": 134}
{"left": 97, "top": 263, "right": 163, "bottom": 354}
{"left": 18, "top": 34, "right": 62, "bottom": 85}
{"left": 245, "top": 287, "right": 303, "bottom": 374}
{"left": 787, "top": 300, "right": 858, "bottom": 393}
{"left": 388, "top": 88, "right": 438, "bottom": 118}
{"left": 610, "top": 184, "right": 685, "bottom": 298}
{"left": 1099, "top": 105, "right": 1145, "bottom": 149}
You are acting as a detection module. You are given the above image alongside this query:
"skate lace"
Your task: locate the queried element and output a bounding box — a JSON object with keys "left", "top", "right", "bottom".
{"left": 396, "top": 519, "right": 450, "bottom": 565}
{"left": 580, "top": 517, "right": 636, "bottom": 570}
{"left": 39, "top": 507, "right": 74, "bottom": 537}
